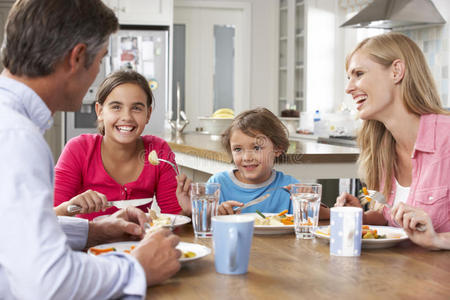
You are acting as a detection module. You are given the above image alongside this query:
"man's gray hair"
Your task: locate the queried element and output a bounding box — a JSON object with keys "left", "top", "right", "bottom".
{"left": 1, "top": 0, "right": 119, "bottom": 77}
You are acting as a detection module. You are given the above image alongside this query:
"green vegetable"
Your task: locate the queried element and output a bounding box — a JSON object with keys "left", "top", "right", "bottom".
{"left": 255, "top": 210, "right": 266, "bottom": 219}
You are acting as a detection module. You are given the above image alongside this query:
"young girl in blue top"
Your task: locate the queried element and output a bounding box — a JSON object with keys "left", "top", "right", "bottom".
{"left": 210, "top": 107, "right": 298, "bottom": 214}
{"left": 177, "top": 107, "right": 330, "bottom": 217}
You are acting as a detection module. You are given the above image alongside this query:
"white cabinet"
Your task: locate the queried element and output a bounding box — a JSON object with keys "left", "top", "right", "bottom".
{"left": 278, "top": 0, "right": 337, "bottom": 114}
{"left": 278, "top": 0, "right": 306, "bottom": 113}
{"left": 0, "top": 1, "right": 14, "bottom": 72}
{"left": 104, "top": 0, "right": 173, "bottom": 25}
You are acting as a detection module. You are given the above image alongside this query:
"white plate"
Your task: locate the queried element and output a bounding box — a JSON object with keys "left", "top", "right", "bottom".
{"left": 242, "top": 213, "right": 294, "bottom": 235}
{"left": 88, "top": 241, "right": 211, "bottom": 263}
{"left": 94, "top": 213, "right": 191, "bottom": 228}
{"left": 151, "top": 213, "right": 191, "bottom": 228}
{"left": 313, "top": 225, "right": 409, "bottom": 249}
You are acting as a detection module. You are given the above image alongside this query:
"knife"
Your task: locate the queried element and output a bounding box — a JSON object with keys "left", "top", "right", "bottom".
{"left": 233, "top": 194, "right": 271, "bottom": 213}
{"left": 67, "top": 197, "right": 153, "bottom": 214}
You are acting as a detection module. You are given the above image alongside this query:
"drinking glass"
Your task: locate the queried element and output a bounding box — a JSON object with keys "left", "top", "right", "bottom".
{"left": 190, "top": 182, "right": 220, "bottom": 238}
{"left": 291, "top": 183, "right": 322, "bottom": 239}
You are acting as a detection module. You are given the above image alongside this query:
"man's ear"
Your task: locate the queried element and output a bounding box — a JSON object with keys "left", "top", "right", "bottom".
{"left": 392, "top": 59, "right": 405, "bottom": 84}
{"left": 95, "top": 102, "right": 103, "bottom": 121}
{"left": 67, "top": 43, "right": 87, "bottom": 73}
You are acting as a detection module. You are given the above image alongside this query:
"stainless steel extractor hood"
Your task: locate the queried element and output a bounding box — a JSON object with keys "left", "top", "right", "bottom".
{"left": 340, "top": 0, "right": 446, "bottom": 30}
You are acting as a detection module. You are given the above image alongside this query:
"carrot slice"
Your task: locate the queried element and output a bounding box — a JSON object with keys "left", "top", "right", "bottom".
{"left": 277, "top": 209, "right": 288, "bottom": 216}
{"left": 362, "top": 187, "right": 368, "bottom": 195}
{"left": 90, "top": 247, "right": 116, "bottom": 255}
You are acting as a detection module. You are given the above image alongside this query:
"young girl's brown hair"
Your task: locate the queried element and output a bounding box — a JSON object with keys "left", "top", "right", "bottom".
{"left": 95, "top": 70, "right": 154, "bottom": 135}
{"left": 221, "top": 107, "right": 290, "bottom": 156}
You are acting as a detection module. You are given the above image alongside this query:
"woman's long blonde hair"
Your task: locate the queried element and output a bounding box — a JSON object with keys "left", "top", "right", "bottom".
{"left": 346, "top": 32, "right": 448, "bottom": 198}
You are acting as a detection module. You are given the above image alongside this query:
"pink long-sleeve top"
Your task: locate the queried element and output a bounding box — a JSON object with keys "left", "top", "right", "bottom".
{"left": 382, "top": 114, "right": 450, "bottom": 233}
{"left": 54, "top": 134, "right": 181, "bottom": 220}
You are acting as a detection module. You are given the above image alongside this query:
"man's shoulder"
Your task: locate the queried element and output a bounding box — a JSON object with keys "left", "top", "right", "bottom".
{"left": 0, "top": 105, "right": 36, "bottom": 132}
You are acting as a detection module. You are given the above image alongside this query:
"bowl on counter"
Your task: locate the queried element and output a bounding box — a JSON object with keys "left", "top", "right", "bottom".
{"left": 279, "top": 117, "right": 300, "bottom": 135}
{"left": 198, "top": 117, "right": 233, "bottom": 135}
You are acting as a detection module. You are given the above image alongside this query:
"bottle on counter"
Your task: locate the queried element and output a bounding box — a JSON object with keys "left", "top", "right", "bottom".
{"left": 313, "top": 110, "right": 328, "bottom": 137}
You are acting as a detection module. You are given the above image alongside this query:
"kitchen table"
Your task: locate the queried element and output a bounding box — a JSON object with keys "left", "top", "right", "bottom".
{"left": 146, "top": 224, "right": 450, "bottom": 299}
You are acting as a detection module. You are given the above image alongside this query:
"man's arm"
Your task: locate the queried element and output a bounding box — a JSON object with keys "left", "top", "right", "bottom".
{"left": 0, "top": 131, "right": 146, "bottom": 299}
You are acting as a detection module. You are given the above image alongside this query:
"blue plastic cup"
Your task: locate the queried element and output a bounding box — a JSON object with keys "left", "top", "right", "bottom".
{"left": 212, "top": 215, "right": 255, "bottom": 275}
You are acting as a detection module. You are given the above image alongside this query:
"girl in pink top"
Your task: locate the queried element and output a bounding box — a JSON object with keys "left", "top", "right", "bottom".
{"left": 54, "top": 70, "right": 182, "bottom": 219}
{"left": 335, "top": 32, "right": 450, "bottom": 237}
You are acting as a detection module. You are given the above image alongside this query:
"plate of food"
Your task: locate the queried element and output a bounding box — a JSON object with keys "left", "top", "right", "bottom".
{"left": 88, "top": 241, "right": 211, "bottom": 263}
{"left": 242, "top": 210, "right": 294, "bottom": 235}
{"left": 93, "top": 211, "right": 191, "bottom": 230}
{"left": 147, "top": 209, "right": 191, "bottom": 230}
{"left": 313, "top": 225, "right": 409, "bottom": 249}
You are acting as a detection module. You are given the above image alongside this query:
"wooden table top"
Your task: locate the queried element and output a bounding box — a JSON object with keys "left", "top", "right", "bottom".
{"left": 167, "top": 133, "right": 359, "bottom": 164}
{"left": 146, "top": 224, "right": 450, "bottom": 300}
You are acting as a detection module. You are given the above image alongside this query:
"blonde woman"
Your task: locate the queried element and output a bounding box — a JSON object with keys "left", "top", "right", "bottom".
{"left": 335, "top": 32, "right": 450, "bottom": 235}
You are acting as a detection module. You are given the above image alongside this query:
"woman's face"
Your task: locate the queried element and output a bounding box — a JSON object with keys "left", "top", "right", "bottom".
{"left": 230, "top": 129, "right": 281, "bottom": 184}
{"left": 96, "top": 83, "right": 151, "bottom": 144}
{"left": 345, "top": 50, "right": 397, "bottom": 121}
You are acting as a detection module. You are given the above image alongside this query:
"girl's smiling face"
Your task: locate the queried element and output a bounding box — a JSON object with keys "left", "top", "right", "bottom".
{"left": 230, "top": 129, "right": 282, "bottom": 184}
{"left": 96, "top": 82, "right": 152, "bottom": 144}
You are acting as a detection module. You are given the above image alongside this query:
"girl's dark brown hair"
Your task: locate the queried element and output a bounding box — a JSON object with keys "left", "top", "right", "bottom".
{"left": 96, "top": 70, "right": 154, "bottom": 135}
{"left": 221, "top": 107, "right": 290, "bottom": 155}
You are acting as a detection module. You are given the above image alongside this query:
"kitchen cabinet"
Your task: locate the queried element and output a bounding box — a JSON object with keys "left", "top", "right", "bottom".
{"left": 104, "top": 0, "right": 173, "bottom": 25}
{"left": 0, "top": 1, "right": 14, "bottom": 71}
{"left": 278, "top": 0, "right": 306, "bottom": 113}
{"left": 278, "top": 0, "right": 338, "bottom": 114}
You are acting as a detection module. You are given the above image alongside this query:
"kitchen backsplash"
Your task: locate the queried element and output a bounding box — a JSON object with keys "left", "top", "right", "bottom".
{"left": 401, "top": 26, "right": 449, "bottom": 106}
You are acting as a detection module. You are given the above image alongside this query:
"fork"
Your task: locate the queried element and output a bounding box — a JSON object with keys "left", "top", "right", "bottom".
{"left": 266, "top": 186, "right": 291, "bottom": 194}
{"left": 158, "top": 158, "right": 180, "bottom": 176}
{"left": 148, "top": 150, "right": 180, "bottom": 175}
{"left": 364, "top": 190, "right": 426, "bottom": 232}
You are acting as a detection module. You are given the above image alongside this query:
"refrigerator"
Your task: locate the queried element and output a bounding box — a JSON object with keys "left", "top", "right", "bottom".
{"left": 64, "top": 25, "right": 170, "bottom": 143}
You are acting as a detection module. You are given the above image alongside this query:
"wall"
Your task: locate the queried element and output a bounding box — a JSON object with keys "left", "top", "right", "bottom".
{"left": 175, "top": 0, "right": 279, "bottom": 112}
{"left": 305, "top": 0, "right": 339, "bottom": 113}
{"left": 337, "top": 0, "right": 450, "bottom": 109}
{"left": 399, "top": 0, "right": 450, "bottom": 108}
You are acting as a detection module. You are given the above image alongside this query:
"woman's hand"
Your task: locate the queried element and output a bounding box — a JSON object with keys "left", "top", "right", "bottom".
{"left": 54, "top": 189, "right": 108, "bottom": 216}
{"left": 391, "top": 203, "right": 440, "bottom": 250}
{"left": 218, "top": 201, "right": 243, "bottom": 215}
{"left": 176, "top": 173, "right": 192, "bottom": 215}
{"left": 334, "top": 192, "right": 362, "bottom": 208}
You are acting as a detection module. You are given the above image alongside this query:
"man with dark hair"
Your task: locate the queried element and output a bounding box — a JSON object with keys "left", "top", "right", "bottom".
{"left": 0, "top": 1, "right": 181, "bottom": 298}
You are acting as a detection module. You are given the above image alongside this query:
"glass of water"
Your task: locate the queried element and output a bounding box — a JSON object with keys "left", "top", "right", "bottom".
{"left": 291, "top": 183, "right": 322, "bottom": 239}
{"left": 190, "top": 182, "right": 220, "bottom": 238}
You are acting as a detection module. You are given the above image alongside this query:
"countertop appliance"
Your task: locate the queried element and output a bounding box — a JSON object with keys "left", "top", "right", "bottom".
{"left": 317, "top": 136, "right": 358, "bottom": 148}
{"left": 65, "top": 25, "right": 169, "bottom": 143}
{"left": 340, "top": 0, "right": 446, "bottom": 30}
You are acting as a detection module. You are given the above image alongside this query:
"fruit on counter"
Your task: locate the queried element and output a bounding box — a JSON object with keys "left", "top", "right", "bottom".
{"left": 212, "top": 108, "right": 234, "bottom": 118}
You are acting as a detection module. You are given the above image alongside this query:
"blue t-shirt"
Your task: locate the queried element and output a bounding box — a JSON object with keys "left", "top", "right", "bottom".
{"left": 207, "top": 169, "right": 299, "bottom": 214}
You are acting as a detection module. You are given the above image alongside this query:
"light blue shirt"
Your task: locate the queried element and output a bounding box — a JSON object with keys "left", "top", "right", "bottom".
{"left": 0, "top": 76, "right": 146, "bottom": 299}
{"left": 208, "top": 170, "right": 299, "bottom": 213}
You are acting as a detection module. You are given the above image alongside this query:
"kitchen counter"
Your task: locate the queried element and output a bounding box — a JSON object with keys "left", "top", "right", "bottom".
{"left": 167, "top": 133, "right": 359, "bottom": 180}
